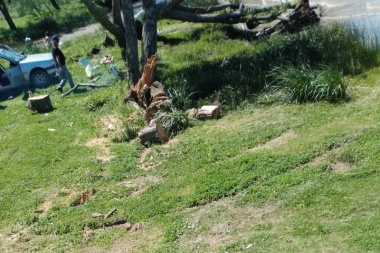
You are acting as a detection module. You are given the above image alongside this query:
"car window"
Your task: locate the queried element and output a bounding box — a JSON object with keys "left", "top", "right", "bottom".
{"left": 0, "top": 49, "right": 25, "bottom": 63}
{"left": 0, "top": 57, "right": 11, "bottom": 69}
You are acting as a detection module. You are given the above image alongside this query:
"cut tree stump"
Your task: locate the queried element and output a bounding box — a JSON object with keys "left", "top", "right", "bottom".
{"left": 25, "top": 94, "right": 53, "bottom": 113}
{"left": 137, "top": 123, "right": 169, "bottom": 145}
{"left": 196, "top": 105, "right": 221, "bottom": 120}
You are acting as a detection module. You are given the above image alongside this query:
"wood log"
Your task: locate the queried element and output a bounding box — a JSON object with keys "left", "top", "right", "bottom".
{"left": 25, "top": 94, "right": 53, "bottom": 113}
{"left": 196, "top": 105, "right": 221, "bottom": 120}
{"left": 145, "top": 99, "right": 172, "bottom": 124}
{"left": 150, "top": 81, "right": 165, "bottom": 97}
{"left": 60, "top": 83, "right": 109, "bottom": 98}
{"left": 137, "top": 123, "right": 169, "bottom": 145}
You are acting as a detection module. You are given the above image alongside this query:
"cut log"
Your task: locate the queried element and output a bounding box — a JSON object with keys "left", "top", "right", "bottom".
{"left": 196, "top": 105, "right": 221, "bottom": 120}
{"left": 145, "top": 99, "right": 172, "bottom": 124}
{"left": 150, "top": 81, "right": 165, "bottom": 97}
{"left": 137, "top": 123, "right": 169, "bottom": 145}
{"left": 25, "top": 94, "right": 53, "bottom": 113}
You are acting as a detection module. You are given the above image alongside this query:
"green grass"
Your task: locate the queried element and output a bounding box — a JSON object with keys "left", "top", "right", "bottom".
{"left": 2, "top": 12, "right": 380, "bottom": 253}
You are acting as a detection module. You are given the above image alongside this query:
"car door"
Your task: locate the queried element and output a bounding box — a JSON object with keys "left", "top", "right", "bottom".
{"left": 0, "top": 64, "right": 14, "bottom": 93}
{"left": 0, "top": 49, "right": 25, "bottom": 91}
{"left": 5, "top": 63, "right": 25, "bottom": 88}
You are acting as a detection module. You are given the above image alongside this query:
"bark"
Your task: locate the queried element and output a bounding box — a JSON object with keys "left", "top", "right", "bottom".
{"left": 60, "top": 83, "right": 109, "bottom": 98}
{"left": 141, "top": 0, "right": 157, "bottom": 68}
{"left": 164, "top": 10, "right": 244, "bottom": 24}
{"left": 82, "top": 0, "right": 125, "bottom": 47}
{"left": 120, "top": 0, "right": 140, "bottom": 84}
{"left": 112, "top": 0, "right": 123, "bottom": 29}
{"left": 25, "top": 94, "right": 54, "bottom": 113}
{"left": 137, "top": 123, "right": 169, "bottom": 144}
{"left": 49, "top": 0, "right": 60, "bottom": 10}
{"left": 0, "top": 0, "right": 16, "bottom": 30}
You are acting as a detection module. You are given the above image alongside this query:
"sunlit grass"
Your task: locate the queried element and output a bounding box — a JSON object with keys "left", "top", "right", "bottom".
{"left": 1, "top": 7, "right": 380, "bottom": 253}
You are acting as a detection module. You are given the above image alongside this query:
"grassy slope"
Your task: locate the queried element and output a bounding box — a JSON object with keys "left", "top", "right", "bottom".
{"left": 1, "top": 22, "right": 380, "bottom": 253}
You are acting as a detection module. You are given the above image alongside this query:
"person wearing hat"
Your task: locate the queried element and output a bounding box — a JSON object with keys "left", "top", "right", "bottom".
{"left": 51, "top": 35, "right": 75, "bottom": 92}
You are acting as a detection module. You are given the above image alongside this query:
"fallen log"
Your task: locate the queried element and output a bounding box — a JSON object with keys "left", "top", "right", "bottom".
{"left": 25, "top": 94, "right": 54, "bottom": 113}
{"left": 60, "top": 83, "right": 109, "bottom": 98}
{"left": 137, "top": 123, "right": 169, "bottom": 145}
{"left": 145, "top": 99, "right": 172, "bottom": 124}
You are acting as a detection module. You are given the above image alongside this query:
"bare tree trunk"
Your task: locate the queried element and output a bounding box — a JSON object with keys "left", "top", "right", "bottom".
{"left": 0, "top": 0, "right": 16, "bottom": 30}
{"left": 82, "top": 0, "right": 125, "bottom": 47}
{"left": 112, "top": 0, "right": 123, "bottom": 28}
{"left": 141, "top": 0, "right": 157, "bottom": 68}
{"left": 120, "top": 0, "right": 140, "bottom": 84}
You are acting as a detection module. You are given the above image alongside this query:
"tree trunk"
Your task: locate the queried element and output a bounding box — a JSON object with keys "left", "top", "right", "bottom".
{"left": 0, "top": 0, "right": 16, "bottom": 30}
{"left": 81, "top": 0, "right": 125, "bottom": 47}
{"left": 120, "top": 0, "right": 140, "bottom": 84}
{"left": 112, "top": 0, "right": 123, "bottom": 29}
{"left": 25, "top": 94, "right": 54, "bottom": 113}
{"left": 49, "top": 0, "right": 60, "bottom": 10}
{"left": 141, "top": 0, "right": 157, "bottom": 68}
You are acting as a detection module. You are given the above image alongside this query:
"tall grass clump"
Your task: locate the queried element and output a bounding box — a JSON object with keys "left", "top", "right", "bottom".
{"left": 153, "top": 109, "right": 192, "bottom": 137}
{"left": 269, "top": 63, "right": 348, "bottom": 103}
{"left": 280, "top": 23, "right": 380, "bottom": 75}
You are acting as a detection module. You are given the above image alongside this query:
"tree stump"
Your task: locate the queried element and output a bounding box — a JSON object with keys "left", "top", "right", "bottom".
{"left": 25, "top": 94, "right": 53, "bottom": 113}
{"left": 137, "top": 123, "right": 169, "bottom": 145}
{"left": 196, "top": 105, "right": 221, "bottom": 120}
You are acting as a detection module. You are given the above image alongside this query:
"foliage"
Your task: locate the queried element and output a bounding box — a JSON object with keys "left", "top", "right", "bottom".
{"left": 153, "top": 108, "right": 192, "bottom": 137}
{"left": 0, "top": 1, "right": 95, "bottom": 44}
{"left": 269, "top": 64, "right": 348, "bottom": 103}
{"left": 166, "top": 76, "right": 194, "bottom": 110}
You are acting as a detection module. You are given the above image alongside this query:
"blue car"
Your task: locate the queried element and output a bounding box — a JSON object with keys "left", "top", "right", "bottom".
{"left": 0, "top": 44, "right": 56, "bottom": 95}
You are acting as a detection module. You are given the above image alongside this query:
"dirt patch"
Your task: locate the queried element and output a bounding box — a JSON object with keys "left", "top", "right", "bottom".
{"left": 34, "top": 198, "right": 54, "bottom": 219}
{"left": 180, "top": 196, "right": 282, "bottom": 251}
{"left": 306, "top": 147, "right": 352, "bottom": 173}
{"left": 250, "top": 129, "right": 296, "bottom": 152}
{"left": 330, "top": 162, "right": 352, "bottom": 173}
{"left": 79, "top": 223, "right": 163, "bottom": 253}
{"left": 85, "top": 137, "right": 114, "bottom": 163}
{"left": 117, "top": 175, "right": 162, "bottom": 197}
{"left": 99, "top": 115, "right": 121, "bottom": 132}
{"left": 0, "top": 225, "right": 34, "bottom": 253}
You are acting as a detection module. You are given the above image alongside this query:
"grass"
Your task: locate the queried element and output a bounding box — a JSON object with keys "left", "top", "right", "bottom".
{"left": 1, "top": 9, "right": 380, "bottom": 253}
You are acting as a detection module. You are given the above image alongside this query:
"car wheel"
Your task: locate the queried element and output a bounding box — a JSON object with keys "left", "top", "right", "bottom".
{"left": 31, "top": 70, "right": 50, "bottom": 88}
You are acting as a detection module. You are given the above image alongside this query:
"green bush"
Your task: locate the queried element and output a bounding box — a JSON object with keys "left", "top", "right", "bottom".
{"left": 153, "top": 109, "right": 192, "bottom": 137}
{"left": 269, "top": 63, "right": 348, "bottom": 103}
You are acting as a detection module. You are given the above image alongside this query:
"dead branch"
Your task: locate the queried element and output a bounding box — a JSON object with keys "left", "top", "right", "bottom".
{"left": 60, "top": 83, "right": 109, "bottom": 98}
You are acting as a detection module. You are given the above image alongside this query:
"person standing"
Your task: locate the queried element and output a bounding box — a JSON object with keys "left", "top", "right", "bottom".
{"left": 43, "top": 31, "right": 51, "bottom": 47}
{"left": 51, "top": 35, "right": 75, "bottom": 92}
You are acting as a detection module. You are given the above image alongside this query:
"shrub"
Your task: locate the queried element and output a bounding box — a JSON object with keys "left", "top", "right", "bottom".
{"left": 153, "top": 109, "right": 192, "bottom": 137}
{"left": 269, "top": 63, "right": 348, "bottom": 103}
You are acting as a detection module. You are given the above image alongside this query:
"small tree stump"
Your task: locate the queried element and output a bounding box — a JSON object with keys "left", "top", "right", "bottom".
{"left": 196, "top": 105, "right": 221, "bottom": 120}
{"left": 25, "top": 94, "right": 53, "bottom": 113}
{"left": 137, "top": 123, "right": 169, "bottom": 145}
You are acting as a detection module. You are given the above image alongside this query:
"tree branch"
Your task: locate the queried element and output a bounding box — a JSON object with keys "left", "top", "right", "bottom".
{"left": 82, "top": 0, "right": 125, "bottom": 46}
